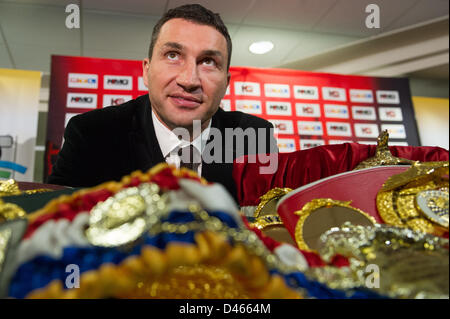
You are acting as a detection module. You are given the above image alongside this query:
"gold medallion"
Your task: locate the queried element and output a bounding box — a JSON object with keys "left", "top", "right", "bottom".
{"left": 376, "top": 161, "right": 449, "bottom": 235}
{"left": 294, "top": 199, "right": 376, "bottom": 252}
{"left": 315, "top": 222, "right": 449, "bottom": 298}
{"left": 85, "top": 183, "right": 169, "bottom": 247}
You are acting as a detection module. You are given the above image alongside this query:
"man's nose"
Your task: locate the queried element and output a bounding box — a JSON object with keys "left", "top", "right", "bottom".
{"left": 176, "top": 59, "right": 201, "bottom": 92}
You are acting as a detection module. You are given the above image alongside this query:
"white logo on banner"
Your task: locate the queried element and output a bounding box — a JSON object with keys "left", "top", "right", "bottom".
{"left": 295, "top": 103, "right": 321, "bottom": 117}
{"left": 235, "top": 100, "right": 262, "bottom": 114}
{"left": 326, "top": 122, "right": 352, "bottom": 137}
{"left": 220, "top": 99, "right": 231, "bottom": 111}
{"left": 266, "top": 101, "right": 292, "bottom": 116}
{"left": 138, "top": 77, "right": 147, "bottom": 91}
{"left": 300, "top": 139, "right": 325, "bottom": 149}
{"left": 270, "top": 119, "right": 294, "bottom": 135}
{"left": 277, "top": 138, "right": 296, "bottom": 153}
{"left": 376, "top": 90, "right": 400, "bottom": 104}
{"left": 354, "top": 123, "right": 379, "bottom": 138}
{"left": 264, "top": 84, "right": 290, "bottom": 98}
{"left": 322, "top": 87, "right": 347, "bottom": 101}
{"left": 379, "top": 107, "right": 403, "bottom": 121}
{"left": 328, "top": 139, "right": 352, "bottom": 145}
{"left": 324, "top": 104, "right": 349, "bottom": 119}
{"left": 349, "top": 89, "right": 374, "bottom": 103}
{"left": 297, "top": 121, "right": 323, "bottom": 136}
{"left": 68, "top": 73, "right": 98, "bottom": 89}
{"left": 104, "top": 75, "right": 133, "bottom": 90}
{"left": 389, "top": 141, "right": 409, "bottom": 146}
{"left": 381, "top": 124, "right": 406, "bottom": 139}
{"left": 357, "top": 140, "right": 378, "bottom": 145}
{"left": 352, "top": 106, "right": 377, "bottom": 120}
{"left": 64, "top": 113, "right": 79, "bottom": 128}
{"left": 67, "top": 93, "right": 97, "bottom": 108}
{"left": 293, "top": 85, "right": 319, "bottom": 100}
{"left": 234, "top": 82, "right": 261, "bottom": 96}
{"left": 102, "top": 94, "right": 132, "bottom": 107}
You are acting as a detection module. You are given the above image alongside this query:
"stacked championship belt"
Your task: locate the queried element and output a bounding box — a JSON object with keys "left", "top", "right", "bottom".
{"left": 241, "top": 131, "right": 449, "bottom": 298}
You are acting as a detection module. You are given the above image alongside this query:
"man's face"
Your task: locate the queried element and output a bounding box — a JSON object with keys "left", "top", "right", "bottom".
{"left": 143, "top": 18, "right": 230, "bottom": 132}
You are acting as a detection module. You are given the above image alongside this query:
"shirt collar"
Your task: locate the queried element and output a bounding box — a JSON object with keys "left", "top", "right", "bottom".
{"left": 151, "top": 109, "right": 211, "bottom": 158}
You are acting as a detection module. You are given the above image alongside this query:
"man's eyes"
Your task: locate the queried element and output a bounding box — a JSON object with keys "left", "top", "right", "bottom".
{"left": 165, "top": 52, "right": 218, "bottom": 67}
{"left": 201, "top": 57, "right": 217, "bottom": 67}
{"left": 166, "top": 52, "right": 180, "bottom": 61}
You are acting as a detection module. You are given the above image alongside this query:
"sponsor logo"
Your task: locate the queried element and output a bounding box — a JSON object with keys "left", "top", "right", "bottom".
{"left": 68, "top": 73, "right": 98, "bottom": 89}
{"left": 379, "top": 107, "right": 403, "bottom": 121}
{"left": 138, "top": 77, "right": 147, "bottom": 91}
{"left": 102, "top": 94, "right": 132, "bottom": 107}
{"left": 266, "top": 101, "right": 292, "bottom": 116}
{"left": 324, "top": 104, "right": 349, "bottom": 119}
{"left": 293, "top": 85, "right": 319, "bottom": 100}
{"left": 235, "top": 100, "right": 262, "bottom": 114}
{"left": 277, "top": 138, "right": 296, "bottom": 153}
{"left": 352, "top": 106, "right": 376, "bottom": 120}
{"left": 66, "top": 93, "right": 97, "bottom": 108}
{"left": 357, "top": 140, "right": 378, "bottom": 145}
{"left": 381, "top": 124, "right": 406, "bottom": 139}
{"left": 328, "top": 140, "right": 351, "bottom": 145}
{"left": 300, "top": 139, "right": 325, "bottom": 149}
{"left": 270, "top": 120, "right": 294, "bottom": 135}
{"left": 376, "top": 90, "right": 400, "bottom": 104}
{"left": 354, "top": 123, "right": 379, "bottom": 138}
{"left": 104, "top": 75, "right": 133, "bottom": 90}
{"left": 349, "top": 89, "right": 374, "bottom": 103}
{"left": 220, "top": 99, "right": 231, "bottom": 111}
{"left": 264, "top": 84, "right": 290, "bottom": 98}
{"left": 234, "top": 82, "right": 261, "bottom": 96}
{"left": 322, "top": 87, "right": 347, "bottom": 101}
{"left": 389, "top": 141, "right": 409, "bottom": 146}
{"left": 297, "top": 121, "right": 323, "bottom": 136}
{"left": 295, "top": 103, "right": 321, "bottom": 117}
{"left": 64, "top": 113, "right": 79, "bottom": 128}
{"left": 326, "top": 122, "right": 352, "bottom": 136}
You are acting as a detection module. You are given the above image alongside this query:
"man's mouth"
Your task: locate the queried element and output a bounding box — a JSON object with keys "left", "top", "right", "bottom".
{"left": 169, "top": 95, "right": 202, "bottom": 108}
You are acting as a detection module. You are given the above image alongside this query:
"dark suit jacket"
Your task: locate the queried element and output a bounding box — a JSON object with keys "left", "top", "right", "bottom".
{"left": 48, "top": 94, "right": 276, "bottom": 200}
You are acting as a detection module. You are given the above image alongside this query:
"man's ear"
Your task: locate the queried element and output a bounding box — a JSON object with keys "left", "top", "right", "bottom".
{"left": 142, "top": 58, "right": 150, "bottom": 88}
{"left": 226, "top": 72, "right": 231, "bottom": 87}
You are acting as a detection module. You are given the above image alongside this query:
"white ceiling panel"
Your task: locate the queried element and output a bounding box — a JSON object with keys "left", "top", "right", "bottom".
{"left": 8, "top": 43, "right": 80, "bottom": 71}
{"left": 230, "top": 25, "right": 304, "bottom": 67}
{"left": 83, "top": 11, "right": 158, "bottom": 56}
{"left": 83, "top": 0, "right": 167, "bottom": 16}
{"left": 242, "top": 0, "right": 337, "bottom": 31}
{"left": 168, "top": 0, "right": 257, "bottom": 24}
{"left": 383, "top": 0, "right": 449, "bottom": 31}
{"left": 313, "top": 0, "right": 422, "bottom": 37}
{"left": 0, "top": 2, "right": 79, "bottom": 48}
{"left": 0, "top": 0, "right": 71, "bottom": 7}
{"left": 82, "top": 48, "right": 146, "bottom": 62}
{"left": 280, "top": 32, "right": 358, "bottom": 64}
{"left": 0, "top": 44, "right": 14, "bottom": 69}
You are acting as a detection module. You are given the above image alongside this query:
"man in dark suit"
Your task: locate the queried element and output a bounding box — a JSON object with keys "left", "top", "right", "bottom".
{"left": 48, "top": 4, "right": 277, "bottom": 200}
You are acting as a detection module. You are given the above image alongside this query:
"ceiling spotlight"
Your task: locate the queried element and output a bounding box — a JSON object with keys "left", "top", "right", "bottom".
{"left": 249, "top": 41, "right": 274, "bottom": 54}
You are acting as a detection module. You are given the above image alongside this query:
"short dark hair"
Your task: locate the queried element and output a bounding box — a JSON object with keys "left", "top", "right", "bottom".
{"left": 148, "top": 4, "right": 232, "bottom": 70}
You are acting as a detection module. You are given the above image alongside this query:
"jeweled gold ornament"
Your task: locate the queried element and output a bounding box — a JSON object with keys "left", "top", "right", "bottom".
{"left": 376, "top": 161, "right": 449, "bottom": 235}
{"left": 315, "top": 222, "right": 449, "bottom": 298}
{"left": 86, "top": 183, "right": 169, "bottom": 247}
{"left": 354, "top": 130, "right": 416, "bottom": 170}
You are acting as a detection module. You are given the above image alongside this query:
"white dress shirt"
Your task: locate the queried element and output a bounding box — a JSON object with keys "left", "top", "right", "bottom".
{"left": 151, "top": 110, "right": 211, "bottom": 176}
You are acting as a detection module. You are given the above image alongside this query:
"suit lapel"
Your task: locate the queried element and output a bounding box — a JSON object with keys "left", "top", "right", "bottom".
{"left": 128, "top": 96, "right": 165, "bottom": 172}
{"left": 202, "top": 110, "right": 236, "bottom": 198}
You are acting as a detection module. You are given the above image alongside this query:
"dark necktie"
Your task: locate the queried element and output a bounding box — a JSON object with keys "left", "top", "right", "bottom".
{"left": 178, "top": 144, "right": 197, "bottom": 171}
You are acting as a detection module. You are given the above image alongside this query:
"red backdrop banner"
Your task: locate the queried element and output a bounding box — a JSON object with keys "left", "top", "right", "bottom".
{"left": 45, "top": 55, "right": 421, "bottom": 179}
